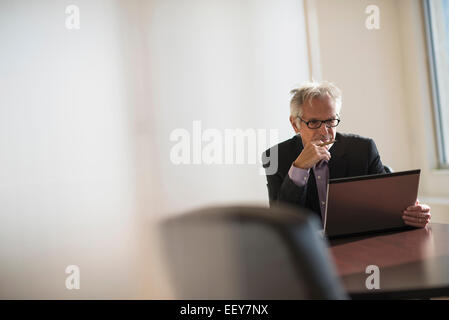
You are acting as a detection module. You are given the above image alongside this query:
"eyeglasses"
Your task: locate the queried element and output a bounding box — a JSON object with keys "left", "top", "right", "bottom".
{"left": 298, "top": 117, "right": 341, "bottom": 129}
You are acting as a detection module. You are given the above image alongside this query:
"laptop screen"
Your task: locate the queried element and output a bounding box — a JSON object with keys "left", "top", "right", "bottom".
{"left": 324, "top": 170, "right": 420, "bottom": 238}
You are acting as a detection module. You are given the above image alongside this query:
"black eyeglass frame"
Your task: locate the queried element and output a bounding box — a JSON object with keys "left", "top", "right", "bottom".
{"left": 297, "top": 116, "right": 341, "bottom": 129}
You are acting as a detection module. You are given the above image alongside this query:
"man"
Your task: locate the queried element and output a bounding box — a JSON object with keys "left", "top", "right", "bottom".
{"left": 262, "top": 81, "right": 431, "bottom": 228}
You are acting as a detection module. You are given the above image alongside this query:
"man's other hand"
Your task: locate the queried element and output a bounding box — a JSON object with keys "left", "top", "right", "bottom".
{"left": 402, "top": 200, "right": 431, "bottom": 228}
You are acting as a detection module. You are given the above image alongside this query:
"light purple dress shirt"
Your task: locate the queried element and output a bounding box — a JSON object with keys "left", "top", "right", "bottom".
{"left": 288, "top": 160, "right": 329, "bottom": 221}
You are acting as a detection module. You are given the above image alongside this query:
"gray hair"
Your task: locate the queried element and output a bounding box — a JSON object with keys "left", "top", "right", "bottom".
{"left": 290, "top": 81, "right": 342, "bottom": 120}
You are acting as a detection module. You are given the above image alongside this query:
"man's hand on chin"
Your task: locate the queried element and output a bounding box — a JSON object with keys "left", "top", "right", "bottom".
{"left": 293, "top": 140, "right": 331, "bottom": 169}
{"left": 402, "top": 199, "right": 431, "bottom": 228}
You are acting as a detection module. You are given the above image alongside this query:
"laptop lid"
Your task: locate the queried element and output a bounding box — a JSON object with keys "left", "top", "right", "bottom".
{"left": 324, "top": 169, "right": 420, "bottom": 238}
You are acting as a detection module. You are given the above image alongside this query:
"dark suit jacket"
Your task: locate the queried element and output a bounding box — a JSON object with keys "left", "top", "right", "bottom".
{"left": 262, "top": 132, "right": 385, "bottom": 218}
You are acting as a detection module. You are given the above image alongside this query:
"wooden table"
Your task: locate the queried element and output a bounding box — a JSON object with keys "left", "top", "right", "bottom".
{"left": 329, "top": 223, "right": 449, "bottom": 299}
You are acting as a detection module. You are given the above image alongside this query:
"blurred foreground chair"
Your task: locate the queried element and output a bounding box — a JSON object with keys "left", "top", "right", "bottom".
{"left": 161, "top": 205, "right": 348, "bottom": 299}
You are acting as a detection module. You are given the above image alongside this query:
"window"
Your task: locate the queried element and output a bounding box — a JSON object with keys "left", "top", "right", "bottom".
{"left": 424, "top": 0, "right": 449, "bottom": 168}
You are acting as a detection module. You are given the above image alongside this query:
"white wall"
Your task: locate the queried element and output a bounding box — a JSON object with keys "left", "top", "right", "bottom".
{"left": 314, "top": 0, "right": 413, "bottom": 172}
{"left": 0, "top": 0, "right": 146, "bottom": 299}
{"left": 139, "top": 0, "right": 309, "bottom": 215}
{"left": 0, "top": 0, "right": 309, "bottom": 298}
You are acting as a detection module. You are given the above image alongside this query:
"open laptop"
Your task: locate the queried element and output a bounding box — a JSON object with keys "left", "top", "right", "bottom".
{"left": 324, "top": 169, "right": 421, "bottom": 238}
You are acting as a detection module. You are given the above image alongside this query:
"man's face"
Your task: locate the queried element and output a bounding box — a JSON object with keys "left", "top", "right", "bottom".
{"left": 290, "top": 96, "right": 338, "bottom": 149}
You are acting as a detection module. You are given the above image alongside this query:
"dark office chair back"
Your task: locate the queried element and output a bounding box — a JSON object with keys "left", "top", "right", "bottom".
{"left": 161, "top": 205, "right": 348, "bottom": 299}
{"left": 384, "top": 165, "right": 393, "bottom": 173}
